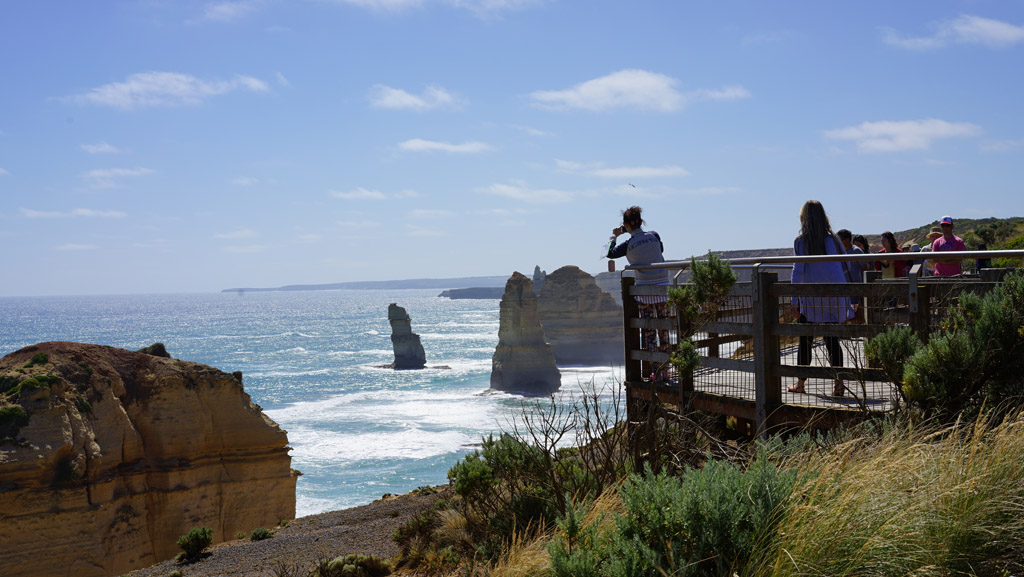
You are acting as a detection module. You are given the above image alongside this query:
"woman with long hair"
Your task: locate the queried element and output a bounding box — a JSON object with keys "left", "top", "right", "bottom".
{"left": 788, "top": 200, "right": 854, "bottom": 396}
{"left": 874, "top": 231, "right": 907, "bottom": 278}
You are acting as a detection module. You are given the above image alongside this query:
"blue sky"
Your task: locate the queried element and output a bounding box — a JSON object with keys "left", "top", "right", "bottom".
{"left": 1, "top": 1, "right": 1022, "bottom": 296}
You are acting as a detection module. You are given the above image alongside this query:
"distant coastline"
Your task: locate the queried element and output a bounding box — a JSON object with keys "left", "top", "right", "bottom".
{"left": 222, "top": 276, "right": 510, "bottom": 293}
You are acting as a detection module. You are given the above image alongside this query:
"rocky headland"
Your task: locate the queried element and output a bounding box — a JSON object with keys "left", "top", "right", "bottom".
{"left": 490, "top": 272, "right": 561, "bottom": 395}
{"left": 538, "top": 266, "right": 623, "bottom": 366}
{"left": 0, "top": 342, "right": 296, "bottom": 577}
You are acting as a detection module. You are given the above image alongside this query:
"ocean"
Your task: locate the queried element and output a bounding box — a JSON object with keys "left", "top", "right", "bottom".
{"left": 0, "top": 289, "right": 622, "bottom": 517}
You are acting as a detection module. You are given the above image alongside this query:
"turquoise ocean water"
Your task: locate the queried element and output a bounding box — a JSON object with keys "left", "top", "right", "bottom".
{"left": 0, "top": 289, "right": 621, "bottom": 517}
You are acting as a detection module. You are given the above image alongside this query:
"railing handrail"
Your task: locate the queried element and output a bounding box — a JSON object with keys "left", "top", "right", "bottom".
{"left": 626, "top": 249, "right": 1024, "bottom": 272}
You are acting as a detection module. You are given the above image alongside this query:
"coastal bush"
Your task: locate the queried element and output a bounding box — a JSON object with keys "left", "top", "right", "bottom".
{"left": 869, "top": 270, "right": 1024, "bottom": 420}
{"left": 250, "top": 527, "right": 272, "bottom": 541}
{"left": 22, "top": 352, "right": 49, "bottom": 368}
{"left": 74, "top": 393, "right": 93, "bottom": 414}
{"left": 168, "top": 571, "right": 182, "bottom": 577}
{"left": 175, "top": 526, "right": 213, "bottom": 563}
{"left": 667, "top": 252, "right": 737, "bottom": 382}
{"left": 0, "top": 404, "right": 30, "bottom": 439}
{"left": 549, "top": 455, "right": 797, "bottom": 577}
{"left": 314, "top": 554, "right": 391, "bottom": 577}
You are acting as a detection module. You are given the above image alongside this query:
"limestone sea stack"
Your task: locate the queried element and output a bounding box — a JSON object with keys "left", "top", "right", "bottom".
{"left": 490, "top": 272, "right": 561, "bottom": 395}
{"left": 388, "top": 303, "right": 427, "bottom": 369}
{"left": 0, "top": 342, "right": 296, "bottom": 577}
{"left": 538, "top": 265, "right": 624, "bottom": 366}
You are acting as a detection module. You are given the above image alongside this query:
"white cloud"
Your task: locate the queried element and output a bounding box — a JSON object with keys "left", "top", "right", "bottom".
{"left": 81, "top": 167, "right": 155, "bottom": 188}
{"left": 368, "top": 84, "right": 459, "bottom": 110}
{"left": 201, "top": 1, "right": 263, "bottom": 22}
{"left": 274, "top": 71, "right": 290, "bottom": 86}
{"left": 690, "top": 85, "right": 751, "bottom": 102}
{"left": 981, "top": 139, "right": 1024, "bottom": 152}
{"left": 882, "top": 14, "right": 1024, "bottom": 50}
{"left": 399, "top": 138, "right": 492, "bottom": 153}
{"left": 0, "top": 168, "right": 8, "bottom": 176}
{"left": 556, "top": 159, "right": 689, "bottom": 179}
{"left": 81, "top": 142, "right": 126, "bottom": 154}
{"left": 410, "top": 209, "right": 453, "bottom": 218}
{"left": 214, "top": 228, "right": 257, "bottom": 239}
{"left": 231, "top": 176, "right": 260, "bottom": 186}
{"left": 591, "top": 166, "right": 690, "bottom": 179}
{"left": 405, "top": 225, "right": 447, "bottom": 237}
{"left": 529, "top": 69, "right": 684, "bottom": 112}
{"left": 509, "top": 124, "right": 551, "bottom": 137}
{"left": 679, "top": 186, "right": 740, "bottom": 196}
{"left": 21, "top": 208, "right": 127, "bottom": 219}
{"left": 478, "top": 180, "right": 575, "bottom": 203}
{"left": 70, "top": 71, "right": 269, "bottom": 110}
{"left": 296, "top": 233, "right": 321, "bottom": 243}
{"left": 224, "top": 245, "right": 267, "bottom": 253}
{"left": 330, "top": 187, "right": 389, "bottom": 200}
{"left": 823, "top": 119, "right": 982, "bottom": 153}
{"left": 56, "top": 244, "right": 98, "bottom": 251}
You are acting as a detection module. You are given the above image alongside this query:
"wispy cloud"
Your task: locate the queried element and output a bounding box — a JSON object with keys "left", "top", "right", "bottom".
{"left": 295, "top": 233, "right": 321, "bottom": 243}
{"left": 478, "top": 179, "right": 576, "bottom": 203}
{"left": 55, "top": 244, "right": 98, "bottom": 251}
{"left": 399, "top": 138, "right": 492, "bottom": 153}
{"left": 509, "top": 124, "right": 552, "bottom": 137}
{"left": 823, "top": 119, "right": 982, "bottom": 153}
{"left": 556, "top": 159, "right": 689, "bottom": 179}
{"left": 231, "top": 176, "right": 260, "bottom": 186}
{"left": 223, "top": 245, "right": 267, "bottom": 253}
{"left": 70, "top": 71, "right": 269, "bottom": 110}
{"left": 406, "top": 224, "right": 447, "bottom": 237}
{"left": 81, "top": 142, "right": 126, "bottom": 154}
{"left": 529, "top": 69, "right": 750, "bottom": 112}
{"left": 214, "top": 228, "right": 257, "bottom": 239}
{"left": 330, "top": 187, "right": 389, "bottom": 200}
{"left": 368, "top": 84, "right": 459, "bottom": 110}
{"left": 529, "top": 69, "right": 683, "bottom": 112}
{"left": 200, "top": 1, "right": 263, "bottom": 22}
{"left": 81, "top": 167, "right": 155, "bottom": 188}
{"left": 410, "top": 209, "right": 453, "bottom": 218}
{"left": 329, "top": 0, "right": 538, "bottom": 16}
{"left": 981, "top": 139, "right": 1024, "bottom": 152}
{"left": 0, "top": 168, "right": 8, "bottom": 176}
{"left": 21, "top": 208, "right": 127, "bottom": 219}
{"left": 882, "top": 14, "right": 1024, "bottom": 50}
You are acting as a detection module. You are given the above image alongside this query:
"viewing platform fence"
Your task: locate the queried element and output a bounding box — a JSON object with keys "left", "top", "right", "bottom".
{"left": 621, "top": 250, "right": 1024, "bottom": 437}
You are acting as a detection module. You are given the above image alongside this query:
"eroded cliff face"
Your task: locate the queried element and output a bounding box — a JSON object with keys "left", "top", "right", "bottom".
{"left": 490, "top": 273, "right": 561, "bottom": 395}
{"left": 538, "top": 266, "right": 624, "bottom": 366}
{"left": 0, "top": 342, "right": 296, "bottom": 577}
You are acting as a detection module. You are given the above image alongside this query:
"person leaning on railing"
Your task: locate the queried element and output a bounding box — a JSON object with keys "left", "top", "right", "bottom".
{"left": 788, "top": 200, "right": 855, "bottom": 397}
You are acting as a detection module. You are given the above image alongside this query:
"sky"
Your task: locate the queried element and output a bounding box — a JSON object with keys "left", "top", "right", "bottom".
{"left": 1, "top": 1, "right": 1023, "bottom": 297}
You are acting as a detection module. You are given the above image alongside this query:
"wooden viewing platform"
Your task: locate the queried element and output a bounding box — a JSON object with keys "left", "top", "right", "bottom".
{"left": 621, "top": 251, "right": 1024, "bottom": 438}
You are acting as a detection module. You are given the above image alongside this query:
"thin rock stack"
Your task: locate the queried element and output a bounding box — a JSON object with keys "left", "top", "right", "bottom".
{"left": 388, "top": 303, "right": 427, "bottom": 370}
{"left": 490, "top": 272, "right": 561, "bottom": 395}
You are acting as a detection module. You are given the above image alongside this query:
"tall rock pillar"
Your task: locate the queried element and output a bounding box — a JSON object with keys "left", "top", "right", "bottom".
{"left": 388, "top": 303, "right": 427, "bottom": 370}
{"left": 490, "top": 272, "right": 561, "bottom": 395}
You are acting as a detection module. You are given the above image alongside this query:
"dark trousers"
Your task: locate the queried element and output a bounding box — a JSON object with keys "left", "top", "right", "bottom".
{"left": 797, "top": 315, "right": 843, "bottom": 367}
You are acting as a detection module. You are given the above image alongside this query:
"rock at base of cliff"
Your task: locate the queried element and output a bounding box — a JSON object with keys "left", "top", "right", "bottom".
{"left": 388, "top": 303, "right": 427, "bottom": 370}
{"left": 490, "top": 272, "right": 561, "bottom": 395}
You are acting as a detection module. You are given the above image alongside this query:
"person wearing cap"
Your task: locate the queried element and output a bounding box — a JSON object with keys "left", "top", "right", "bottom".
{"left": 931, "top": 216, "right": 966, "bottom": 276}
{"left": 920, "top": 227, "right": 943, "bottom": 276}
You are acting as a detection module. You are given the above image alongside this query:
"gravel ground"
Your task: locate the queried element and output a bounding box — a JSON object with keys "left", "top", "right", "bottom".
{"left": 125, "top": 489, "right": 445, "bottom": 577}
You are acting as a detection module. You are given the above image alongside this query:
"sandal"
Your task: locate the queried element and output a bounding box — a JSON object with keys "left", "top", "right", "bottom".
{"left": 787, "top": 379, "right": 806, "bottom": 393}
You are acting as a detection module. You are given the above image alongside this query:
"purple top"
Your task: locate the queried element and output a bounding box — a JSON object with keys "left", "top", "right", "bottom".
{"left": 791, "top": 235, "right": 854, "bottom": 323}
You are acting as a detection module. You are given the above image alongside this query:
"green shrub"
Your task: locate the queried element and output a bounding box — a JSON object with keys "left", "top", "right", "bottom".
{"left": 865, "top": 325, "right": 922, "bottom": 386}
{"left": 169, "top": 571, "right": 182, "bottom": 577}
{"left": 0, "top": 404, "right": 30, "bottom": 439}
{"left": 74, "top": 394, "right": 93, "bottom": 414}
{"left": 235, "top": 531, "right": 247, "bottom": 540}
{"left": 176, "top": 526, "right": 213, "bottom": 563}
{"left": 22, "top": 352, "right": 49, "bottom": 369}
{"left": 249, "top": 527, "right": 272, "bottom": 541}
{"left": 1, "top": 375, "right": 20, "bottom": 394}
{"left": 549, "top": 454, "right": 798, "bottom": 577}
{"left": 314, "top": 554, "right": 391, "bottom": 577}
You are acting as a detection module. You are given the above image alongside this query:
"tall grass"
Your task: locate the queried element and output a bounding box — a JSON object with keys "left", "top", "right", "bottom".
{"left": 755, "top": 414, "right": 1024, "bottom": 576}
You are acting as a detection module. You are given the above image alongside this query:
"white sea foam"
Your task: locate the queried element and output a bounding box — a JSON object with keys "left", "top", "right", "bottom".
{"left": 247, "top": 368, "right": 334, "bottom": 378}
{"left": 287, "top": 425, "right": 477, "bottom": 462}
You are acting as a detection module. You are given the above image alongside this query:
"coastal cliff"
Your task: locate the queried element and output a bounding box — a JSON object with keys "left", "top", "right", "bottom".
{"left": 490, "top": 273, "right": 561, "bottom": 395}
{"left": 538, "top": 266, "right": 623, "bottom": 366}
{"left": 0, "top": 342, "right": 296, "bottom": 577}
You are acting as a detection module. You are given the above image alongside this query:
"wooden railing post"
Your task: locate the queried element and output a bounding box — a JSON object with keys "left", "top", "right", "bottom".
{"left": 910, "top": 284, "right": 931, "bottom": 343}
{"left": 752, "top": 267, "right": 781, "bottom": 439}
{"left": 622, "top": 276, "right": 642, "bottom": 428}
